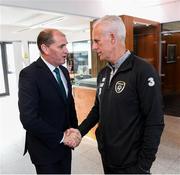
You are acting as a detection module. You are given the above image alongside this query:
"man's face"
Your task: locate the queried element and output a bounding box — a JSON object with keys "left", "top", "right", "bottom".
{"left": 92, "top": 25, "right": 112, "bottom": 61}
{"left": 45, "top": 31, "right": 68, "bottom": 67}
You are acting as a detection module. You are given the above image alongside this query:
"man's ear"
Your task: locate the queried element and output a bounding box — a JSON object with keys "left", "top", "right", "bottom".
{"left": 110, "top": 32, "right": 116, "bottom": 44}
{"left": 41, "top": 44, "right": 48, "bottom": 54}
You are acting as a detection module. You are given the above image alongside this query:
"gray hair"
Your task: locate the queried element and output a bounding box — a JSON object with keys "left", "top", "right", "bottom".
{"left": 93, "top": 15, "right": 126, "bottom": 45}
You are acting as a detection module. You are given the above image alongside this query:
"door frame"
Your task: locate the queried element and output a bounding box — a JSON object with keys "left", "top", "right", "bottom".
{"left": 0, "top": 42, "right": 10, "bottom": 96}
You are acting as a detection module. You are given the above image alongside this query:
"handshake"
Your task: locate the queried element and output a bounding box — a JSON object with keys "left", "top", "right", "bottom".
{"left": 63, "top": 128, "right": 82, "bottom": 148}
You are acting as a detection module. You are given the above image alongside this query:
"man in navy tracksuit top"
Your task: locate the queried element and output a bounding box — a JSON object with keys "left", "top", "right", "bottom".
{"left": 67, "top": 15, "right": 164, "bottom": 174}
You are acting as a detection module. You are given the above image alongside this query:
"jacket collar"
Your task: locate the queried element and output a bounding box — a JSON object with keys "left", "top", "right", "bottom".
{"left": 115, "top": 52, "right": 134, "bottom": 73}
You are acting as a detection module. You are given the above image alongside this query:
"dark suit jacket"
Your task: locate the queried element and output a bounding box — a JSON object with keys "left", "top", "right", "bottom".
{"left": 18, "top": 58, "right": 78, "bottom": 165}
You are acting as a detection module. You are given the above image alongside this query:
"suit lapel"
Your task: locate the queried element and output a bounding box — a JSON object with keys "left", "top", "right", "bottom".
{"left": 36, "top": 58, "right": 68, "bottom": 104}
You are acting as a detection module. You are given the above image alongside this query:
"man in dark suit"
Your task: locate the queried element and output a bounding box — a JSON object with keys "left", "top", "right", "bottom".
{"left": 18, "top": 29, "right": 81, "bottom": 174}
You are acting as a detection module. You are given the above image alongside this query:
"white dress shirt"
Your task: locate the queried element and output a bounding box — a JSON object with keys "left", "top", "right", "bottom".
{"left": 41, "top": 56, "right": 68, "bottom": 97}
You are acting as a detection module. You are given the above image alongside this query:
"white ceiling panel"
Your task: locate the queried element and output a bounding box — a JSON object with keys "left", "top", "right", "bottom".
{"left": 0, "top": 5, "right": 94, "bottom": 34}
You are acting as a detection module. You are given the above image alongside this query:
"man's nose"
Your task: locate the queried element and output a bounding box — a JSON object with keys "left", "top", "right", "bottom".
{"left": 92, "top": 42, "right": 97, "bottom": 50}
{"left": 64, "top": 47, "right": 68, "bottom": 54}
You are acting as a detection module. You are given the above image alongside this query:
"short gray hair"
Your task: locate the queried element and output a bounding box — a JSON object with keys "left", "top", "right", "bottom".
{"left": 93, "top": 15, "right": 126, "bottom": 44}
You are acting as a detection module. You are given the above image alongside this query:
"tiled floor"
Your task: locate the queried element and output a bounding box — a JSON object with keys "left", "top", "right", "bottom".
{"left": 0, "top": 74, "right": 180, "bottom": 174}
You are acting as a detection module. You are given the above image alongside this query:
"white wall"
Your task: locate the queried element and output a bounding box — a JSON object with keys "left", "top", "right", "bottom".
{"left": 13, "top": 42, "right": 24, "bottom": 84}
{"left": 67, "top": 31, "right": 90, "bottom": 43}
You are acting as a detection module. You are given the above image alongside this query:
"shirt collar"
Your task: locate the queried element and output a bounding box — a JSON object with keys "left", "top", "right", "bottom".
{"left": 41, "top": 56, "right": 56, "bottom": 72}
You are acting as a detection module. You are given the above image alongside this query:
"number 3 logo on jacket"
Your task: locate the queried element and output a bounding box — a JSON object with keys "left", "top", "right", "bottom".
{"left": 148, "top": 77, "right": 155, "bottom": 87}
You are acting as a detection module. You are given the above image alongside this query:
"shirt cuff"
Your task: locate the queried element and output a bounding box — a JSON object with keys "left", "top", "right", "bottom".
{"left": 60, "top": 133, "right": 65, "bottom": 143}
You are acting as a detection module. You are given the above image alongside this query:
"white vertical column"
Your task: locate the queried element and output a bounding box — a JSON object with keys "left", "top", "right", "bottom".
{"left": 22, "top": 40, "right": 30, "bottom": 67}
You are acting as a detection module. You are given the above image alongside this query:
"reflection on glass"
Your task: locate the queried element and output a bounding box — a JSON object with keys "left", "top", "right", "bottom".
{"left": 167, "top": 44, "right": 176, "bottom": 63}
{"left": 0, "top": 45, "right": 6, "bottom": 94}
{"left": 73, "top": 51, "right": 92, "bottom": 84}
{"left": 74, "top": 51, "right": 88, "bottom": 73}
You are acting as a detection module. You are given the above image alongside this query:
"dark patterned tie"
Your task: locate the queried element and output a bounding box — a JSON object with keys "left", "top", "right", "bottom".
{"left": 53, "top": 67, "right": 67, "bottom": 100}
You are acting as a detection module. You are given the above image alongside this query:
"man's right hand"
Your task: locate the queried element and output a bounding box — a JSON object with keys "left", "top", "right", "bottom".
{"left": 63, "top": 128, "right": 82, "bottom": 148}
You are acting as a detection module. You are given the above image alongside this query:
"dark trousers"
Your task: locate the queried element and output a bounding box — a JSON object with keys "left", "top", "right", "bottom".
{"left": 103, "top": 163, "right": 150, "bottom": 174}
{"left": 34, "top": 151, "right": 71, "bottom": 174}
{"left": 102, "top": 158, "right": 150, "bottom": 174}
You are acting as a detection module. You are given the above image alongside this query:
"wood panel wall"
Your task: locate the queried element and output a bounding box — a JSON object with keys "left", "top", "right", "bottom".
{"left": 124, "top": 15, "right": 160, "bottom": 71}
{"left": 121, "top": 15, "right": 134, "bottom": 51}
{"left": 134, "top": 25, "right": 160, "bottom": 69}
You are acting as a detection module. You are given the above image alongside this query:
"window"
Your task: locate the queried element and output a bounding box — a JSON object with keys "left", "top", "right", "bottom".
{"left": 69, "top": 40, "right": 92, "bottom": 85}
{"left": 72, "top": 40, "right": 91, "bottom": 70}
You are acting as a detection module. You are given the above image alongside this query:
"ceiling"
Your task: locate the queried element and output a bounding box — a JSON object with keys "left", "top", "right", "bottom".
{"left": 0, "top": 5, "right": 94, "bottom": 34}
{"left": 0, "top": 1, "right": 179, "bottom": 37}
